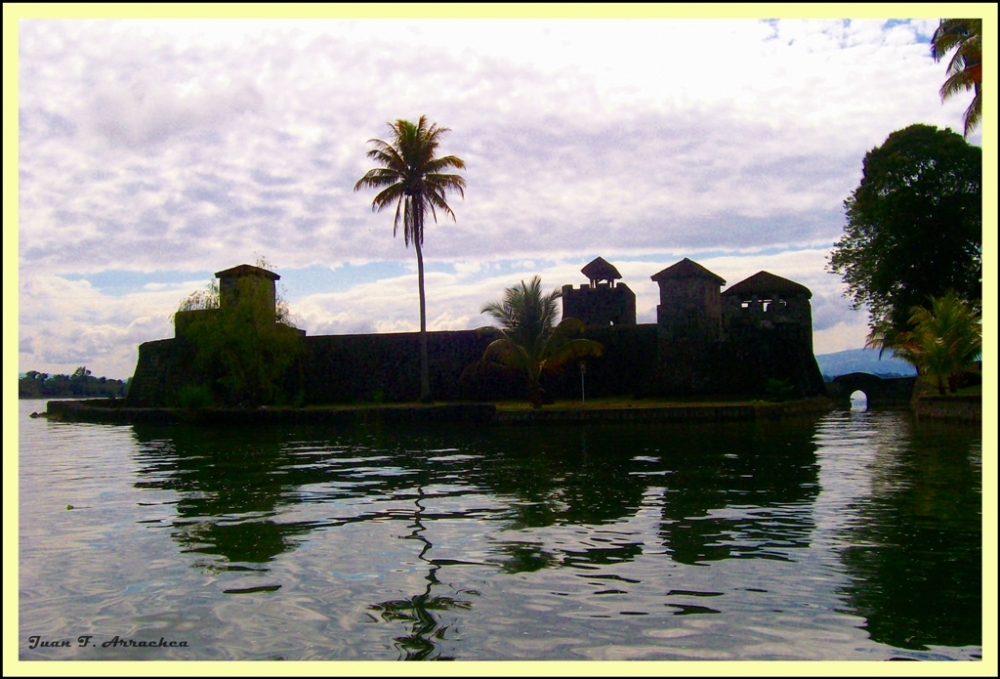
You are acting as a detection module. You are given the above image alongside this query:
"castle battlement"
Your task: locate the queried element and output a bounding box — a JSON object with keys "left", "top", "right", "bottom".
{"left": 128, "top": 257, "right": 826, "bottom": 406}
{"left": 561, "top": 257, "right": 636, "bottom": 326}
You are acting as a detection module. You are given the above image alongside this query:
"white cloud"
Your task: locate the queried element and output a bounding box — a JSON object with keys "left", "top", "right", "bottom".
{"left": 15, "top": 15, "right": 987, "bottom": 379}
{"left": 85, "top": 77, "right": 264, "bottom": 148}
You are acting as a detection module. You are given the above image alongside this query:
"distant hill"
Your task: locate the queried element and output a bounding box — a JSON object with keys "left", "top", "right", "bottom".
{"left": 815, "top": 348, "right": 916, "bottom": 380}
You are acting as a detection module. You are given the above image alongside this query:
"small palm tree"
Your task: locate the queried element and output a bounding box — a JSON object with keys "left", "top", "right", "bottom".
{"left": 931, "top": 18, "right": 982, "bottom": 137}
{"left": 480, "top": 276, "right": 603, "bottom": 408}
{"left": 355, "top": 116, "right": 466, "bottom": 402}
{"left": 868, "top": 291, "right": 981, "bottom": 395}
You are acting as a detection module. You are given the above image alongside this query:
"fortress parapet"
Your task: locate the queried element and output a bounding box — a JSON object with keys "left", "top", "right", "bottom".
{"left": 561, "top": 257, "right": 636, "bottom": 326}
{"left": 722, "top": 271, "right": 813, "bottom": 329}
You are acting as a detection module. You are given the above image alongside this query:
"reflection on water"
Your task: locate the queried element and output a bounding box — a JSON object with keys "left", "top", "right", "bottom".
{"left": 18, "top": 401, "right": 982, "bottom": 661}
{"left": 832, "top": 413, "right": 982, "bottom": 650}
{"left": 367, "top": 486, "right": 475, "bottom": 661}
{"left": 850, "top": 391, "right": 867, "bottom": 410}
{"left": 129, "top": 421, "right": 821, "bottom": 575}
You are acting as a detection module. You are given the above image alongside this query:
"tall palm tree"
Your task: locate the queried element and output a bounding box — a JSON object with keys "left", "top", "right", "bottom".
{"left": 481, "top": 276, "right": 603, "bottom": 408}
{"left": 931, "top": 18, "right": 982, "bottom": 137}
{"left": 355, "top": 116, "right": 466, "bottom": 402}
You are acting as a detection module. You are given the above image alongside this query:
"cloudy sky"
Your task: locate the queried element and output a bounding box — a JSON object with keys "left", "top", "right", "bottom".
{"left": 12, "top": 7, "right": 990, "bottom": 380}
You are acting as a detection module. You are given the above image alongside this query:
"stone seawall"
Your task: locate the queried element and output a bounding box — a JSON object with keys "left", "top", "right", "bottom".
{"left": 46, "top": 399, "right": 498, "bottom": 426}
{"left": 497, "top": 398, "right": 833, "bottom": 423}
{"left": 47, "top": 398, "right": 833, "bottom": 426}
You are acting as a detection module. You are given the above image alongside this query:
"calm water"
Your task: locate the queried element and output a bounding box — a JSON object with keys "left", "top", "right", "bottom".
{"left": 18, "top": 399, "right": 982, "bottom": 662}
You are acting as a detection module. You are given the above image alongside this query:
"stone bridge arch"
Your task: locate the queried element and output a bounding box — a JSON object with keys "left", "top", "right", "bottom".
{"left": 827, "top": 373, "right": 917, "bottom": 409}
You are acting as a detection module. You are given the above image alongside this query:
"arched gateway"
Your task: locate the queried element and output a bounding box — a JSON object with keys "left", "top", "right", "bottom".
{"left": 827, "top": 373, "right": 917, "bottom": 408}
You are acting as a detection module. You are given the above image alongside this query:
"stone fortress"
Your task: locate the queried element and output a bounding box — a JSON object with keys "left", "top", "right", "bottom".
{"left": 559, "top": 256, "right": 824, "bottom": 397}
{"left": 126, "top": 257, "right": 826, "bottom": 406}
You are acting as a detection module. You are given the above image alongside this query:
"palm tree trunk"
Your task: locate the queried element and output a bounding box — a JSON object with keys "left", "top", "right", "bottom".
{"left": 414, "top": 238, "right": 432, "bottom": 403}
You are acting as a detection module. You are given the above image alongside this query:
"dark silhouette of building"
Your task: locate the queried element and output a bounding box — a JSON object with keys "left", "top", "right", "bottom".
{"left": 128, "top": 258, "right": 826, "bottom": 406}
{"left": 561, "top": 257, "right": 636, "bottom": 326}
{"left": 558, "top": 257, "right": 825, "bottom": 397}
{"left": 651, "top": 258, "right": 726, "bottom": 343}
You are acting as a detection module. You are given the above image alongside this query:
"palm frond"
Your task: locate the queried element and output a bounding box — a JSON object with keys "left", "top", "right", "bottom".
{"left": 930, "top": 18, "right": 982, "bottom": 137}
{"left": 354, "top": 116, "right": 465, "bottom": 250}
{"left": 876, "top": 291, "right": 981, "bottom": 391}
{"left": 482, "top": 337, "right": 533, "bottom": 372}
{"left": 960, "top": 84, "right": 982, "bottom": 137}
{"left": 479, "top": 276, "right": 603, "bottom": 406}
{"left": 540, "top": 338, "right": 604, "bottom": 376}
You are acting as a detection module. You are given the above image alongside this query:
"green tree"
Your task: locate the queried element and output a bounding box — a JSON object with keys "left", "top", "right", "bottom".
{"left": 827, "top": 124, "right": 981, "bottom": 339}
{"left": 867, "top": 292, "right": 981, "bottom": 395}
{"left": 19, "top": 371, "right": 43, "bottom": 398}
{"left": 175, "top": 267, "right": 301, "bottom": 407}
{"left": 354, "top": 116, "right": 466, "bottom": 403}
{"left": 69, "top": 366, "right": 92, "bottom": 396}
{"left": 19, "top": 369, "right": 126, "bottom": 399}
{"left": 480, "top": 276, "right": 603, "bottom": 408}
{"left": 71, "top": 366, "right": 92, "bottom": 380}
{"left": 931, "top": 18, "right": 982, "bottom": 137}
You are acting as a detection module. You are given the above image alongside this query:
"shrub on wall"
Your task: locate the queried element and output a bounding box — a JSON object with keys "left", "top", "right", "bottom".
{"left": 178, "top": 276, "right": 302, "bottom": 407}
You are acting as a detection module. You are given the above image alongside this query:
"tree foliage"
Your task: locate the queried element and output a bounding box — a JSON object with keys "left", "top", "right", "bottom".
{"left": 827, "top": 124, "right": 981, "bottom": 339}
{"left": 175, "top": 265, "right": 301, "bottom": 407}
{"left": 480, "top": 276, "right": 604, "bottom": 408}
{"left": 354, "top": 116, "right": 466, "bottom": 403}
{"left": 866, "top": 292, "right": 981, "bottom": 395}
{"left": 176, "top": 279, "right": 221, "bottom": 312}
{"left": 931, "top": 18, "right": 982, "bottom": 137}
{"left": 19, "top": 367, "right": 129, "bottom": 399}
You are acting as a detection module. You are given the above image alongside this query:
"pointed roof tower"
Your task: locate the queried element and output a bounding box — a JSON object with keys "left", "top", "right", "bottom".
{"left": 650, "top": 258, "right": 726, "bottom": 286}
{"left": 581, "top": 257, "right": 623, "bottom": 287}
{"left": 723, "top": 271, "right": 811, "bottom": 298}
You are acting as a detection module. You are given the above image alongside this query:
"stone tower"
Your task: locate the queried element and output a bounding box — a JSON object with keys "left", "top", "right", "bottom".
{"left": 649, "top": 258, "right": 726, "bottom": 393}
{"left": 215, "top": 264, "right": 280, "bottom": 315}
{"left": 561, "top": 257, "right": 636, "bottom": 326}
{"left": 650, "top": 258, "right": 726, "bottom": 342}
{"left": 175, "top": 264, "right": 282, "bottom": 338}
{"left": 721, "top": 271, "right": 814, "bottom": 337}
{"left": 720, "top": 270, "right": 824, "bottom": 396}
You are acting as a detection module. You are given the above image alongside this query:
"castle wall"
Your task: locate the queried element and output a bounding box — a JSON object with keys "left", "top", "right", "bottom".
{"left": 544, "top": 324, "right": 659, "bottom": 398}
{"left": 127, "top": 319, "right": 825, "bottom": 406}
{"left": 298, "top": 330, "right": 501, "bottom": 403}
{"left": 127, "top": 326, "right": 664, "bottom": 407}
{"left": 127, "top": 338, "right": 197, "bottom": 407}
{"left": 714, "top": 322, "right": 826, "bottom": 397}
{"left": 128, "top": 330, "right": 501, "bottom": 406}
{"left": 300, "top": 324, "right": 662, "bottom": 403}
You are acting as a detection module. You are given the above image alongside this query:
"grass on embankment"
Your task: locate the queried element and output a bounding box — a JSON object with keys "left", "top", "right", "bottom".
{"left": 491, "top": 395, "right": 791, "bottom": 413}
